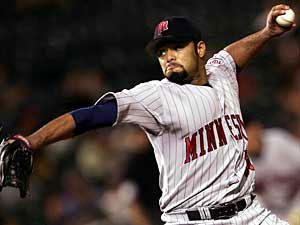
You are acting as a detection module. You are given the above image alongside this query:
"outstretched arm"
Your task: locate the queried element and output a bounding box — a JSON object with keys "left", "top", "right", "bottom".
{"left": 26, "top": 98, "right": 117, "bottom": 150}
{"left": 26, "top": 113, "right": 76, "bottom": 150}
{"left": 224, "top": 4, "right": 296, "bottom": 71}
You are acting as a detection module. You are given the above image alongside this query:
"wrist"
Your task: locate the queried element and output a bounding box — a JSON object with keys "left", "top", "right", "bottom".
{"left": 24, "top": 134, "right": 42, "bottom": 150}
{"left": 13, "top": 134, "right": 31, "bottom": 149}
{"left": 260, "top": 28, "right": 273, "bottom": 41}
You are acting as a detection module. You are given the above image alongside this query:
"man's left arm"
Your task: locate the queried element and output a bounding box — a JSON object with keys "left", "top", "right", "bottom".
{"left": 224, "top": 4, "right": 296, "bottom": 71}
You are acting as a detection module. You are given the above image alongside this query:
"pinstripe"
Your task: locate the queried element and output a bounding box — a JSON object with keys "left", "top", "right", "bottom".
{"left": 160, "top": 86, "right": 172, "bottom": 197}
{"left": 176, "top": 85, "right": 191, "bottom": 200}
{"left": 181, "top": 86, "right": 198, "bottom": 196}
{"left": 214, "top": 77, "right": 230, "bottom": 203}
{"left": 185, "top": 85, "right": 207, "bottom": 205}
{"left": 117, "top": 95, "right": 134, "bottom": 99}
{"left": 143, "top": 94, "right": 159, "bottom": 107}
{"left": 147, "top": 96, "right": 161, "bottom": 106}
{"left": 127, "top": 108, "right": 156, "bottom": 111}
{"left": 175, "top": 87, "right": 185, "bottom": 199}
{"left": 167, "top": 85, "right": 183, "bottom": 204}
{"left": 125, "top": 113, "right": 155, "bottom": 118}
{"left": 194, "top": 87, "right": 215, "bottom": 203}
{"left": 217, "top": 77, "right": 232, "bottom": 199}
{"left": 192, "top": 85, "right": 212, "bottom": 204}
{"left": 119, "top": 102, "right": 138, "bottom": 107}
{"left": 153, "top": 104, "right": 163, "bottom": 112}
{"left": 122, "top": 120, "right": 157, "bottom": 124}
{"left": 202, "top": 87, "right": 219, "bottom": 202}
{"left": 215, "top": 88, "right": 226, "bottom": 203}
{"left": 134, "top": 86, "right": 153, "bottom": 97}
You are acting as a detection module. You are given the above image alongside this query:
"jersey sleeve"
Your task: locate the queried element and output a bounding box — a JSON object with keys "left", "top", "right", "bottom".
{"left": 95, "top": 81, "right": 164, "bottom": 135}
{"left": 206, "top": 50, "right": 238, "bottom": 92}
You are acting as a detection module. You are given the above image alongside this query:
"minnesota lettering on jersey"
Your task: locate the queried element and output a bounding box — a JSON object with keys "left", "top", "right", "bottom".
{"left": 184, "top": 114, "right": 247, "bottom": 164}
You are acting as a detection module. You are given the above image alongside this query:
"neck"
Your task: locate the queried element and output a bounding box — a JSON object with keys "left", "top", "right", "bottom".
{"left": 190, "top": 65, "right": 208, "bottom": 86}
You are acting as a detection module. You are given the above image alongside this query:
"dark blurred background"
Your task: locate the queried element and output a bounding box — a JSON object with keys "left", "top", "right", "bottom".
{"left": 0, "top": 0, "right": 300, "bottom": 225}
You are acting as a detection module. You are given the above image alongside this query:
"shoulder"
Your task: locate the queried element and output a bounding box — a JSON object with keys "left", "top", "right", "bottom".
{"left": 206, "top": 50, "right": 239, "bottom": 92}
{"left": 126, "top": 80, "right": 164, "bottom": 115}
{"left": 206, "top": 50, "right": 236, "bottom": 73}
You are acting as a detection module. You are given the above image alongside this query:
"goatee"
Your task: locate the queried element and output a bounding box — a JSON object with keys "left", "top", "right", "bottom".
{"left": 167, "top": 71, "right": 190, "bottom": 85}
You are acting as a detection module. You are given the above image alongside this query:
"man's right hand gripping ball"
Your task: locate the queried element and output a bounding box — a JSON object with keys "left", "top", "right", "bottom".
{"left": 0, "top": 135, "right": 33, "bottom": 198}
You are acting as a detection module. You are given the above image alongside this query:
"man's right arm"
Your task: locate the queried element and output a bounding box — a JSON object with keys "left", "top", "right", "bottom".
{"left": 26, "top": 113, "right": 76, "bottom": 150}
{"left": 26, "top": 98, "right": 117, "bottom": 150}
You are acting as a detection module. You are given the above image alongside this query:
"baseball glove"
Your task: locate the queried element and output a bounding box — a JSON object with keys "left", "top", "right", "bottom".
{"left": 0, "top": 135, "right": 33, "bottom": 198}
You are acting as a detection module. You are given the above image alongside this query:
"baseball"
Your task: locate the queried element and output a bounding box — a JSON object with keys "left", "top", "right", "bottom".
{"left": 276, "top": 8, "right": 295, "bottom": 27}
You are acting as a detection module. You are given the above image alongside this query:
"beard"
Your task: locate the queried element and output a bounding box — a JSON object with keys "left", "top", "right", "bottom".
{"left": 166, "top": 70, "right": 190, "bottom": 85}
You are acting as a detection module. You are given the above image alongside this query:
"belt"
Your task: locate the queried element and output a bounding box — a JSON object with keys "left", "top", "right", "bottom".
{"left": 186, "top": 194, "right": 256, "bottom": 221}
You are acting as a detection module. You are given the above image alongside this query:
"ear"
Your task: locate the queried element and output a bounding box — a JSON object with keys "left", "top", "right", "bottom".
{"left": 196, "top": 41, "right": 206, "bottom": 58}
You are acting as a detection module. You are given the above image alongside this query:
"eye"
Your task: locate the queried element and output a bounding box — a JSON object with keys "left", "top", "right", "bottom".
{"left": 157, "top": 49, "right": 166, "bottom": 58}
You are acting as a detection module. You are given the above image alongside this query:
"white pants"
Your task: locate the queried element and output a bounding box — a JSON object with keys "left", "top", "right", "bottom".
{"left": 163, "top": 199, "right": 290, "bottom": 225}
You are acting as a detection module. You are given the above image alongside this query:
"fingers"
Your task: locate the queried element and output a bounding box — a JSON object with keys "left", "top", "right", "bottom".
{"left": 272, "top": 4, "right": 290, "bottom": 10}
{"left": 271, "top": 4, "right": 290, "bottom": 18}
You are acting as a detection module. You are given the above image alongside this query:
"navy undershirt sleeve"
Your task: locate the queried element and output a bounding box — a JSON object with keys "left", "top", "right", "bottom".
{"left": 70, "top": 98, "right": 117, "bottom": 136}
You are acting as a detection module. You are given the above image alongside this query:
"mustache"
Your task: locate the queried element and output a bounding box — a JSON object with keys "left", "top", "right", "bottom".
{"left": 165, "top": 63, "right": 182, "bottom": 73}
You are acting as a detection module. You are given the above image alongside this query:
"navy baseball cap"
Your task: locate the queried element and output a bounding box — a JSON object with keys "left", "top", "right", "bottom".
{"left": 146, "top": 17, "right": 202, "bottom": 56}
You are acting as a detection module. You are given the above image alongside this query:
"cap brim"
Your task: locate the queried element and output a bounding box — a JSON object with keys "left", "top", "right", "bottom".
{"left": 146, "top": 36, "right": 192, "bottom": 57}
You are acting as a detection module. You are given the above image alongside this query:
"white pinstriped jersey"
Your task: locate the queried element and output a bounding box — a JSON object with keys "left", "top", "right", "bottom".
{"left": 97, "top": 50, "right": 256, "bottom": 220}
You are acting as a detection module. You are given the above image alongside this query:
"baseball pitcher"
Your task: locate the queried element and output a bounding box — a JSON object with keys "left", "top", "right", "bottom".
{"left": 0, "top": 4, "right": 296, "bottom": 225}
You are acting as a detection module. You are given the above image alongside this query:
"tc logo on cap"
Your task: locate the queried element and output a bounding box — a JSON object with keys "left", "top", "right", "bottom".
{"left": 157, "top": 21, "right": 168, "bottom": 35}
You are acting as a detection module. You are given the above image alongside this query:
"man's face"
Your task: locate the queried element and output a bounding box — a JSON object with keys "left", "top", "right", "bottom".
{"left": 156, "top": 41, "right": 200, "bottom": 84}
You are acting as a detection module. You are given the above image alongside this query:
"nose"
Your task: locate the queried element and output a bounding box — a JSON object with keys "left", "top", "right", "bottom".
{"left": 166, "top": 49, "right": 176, "bottom": 62}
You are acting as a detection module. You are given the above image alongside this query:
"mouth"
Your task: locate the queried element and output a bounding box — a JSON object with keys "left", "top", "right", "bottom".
{"left": 166, "top": 63, "right": 181, "bottom": 73}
